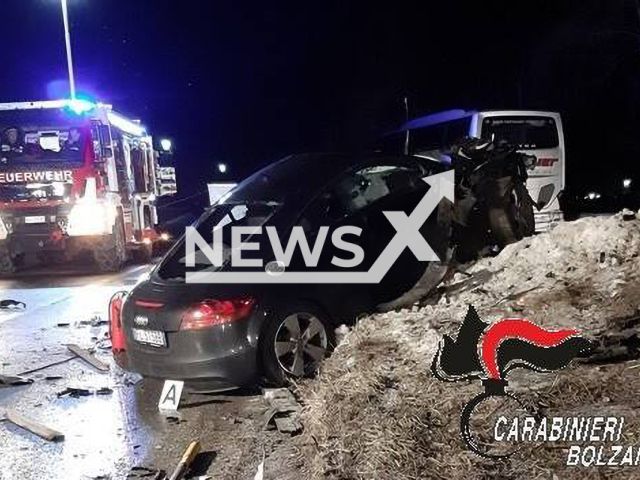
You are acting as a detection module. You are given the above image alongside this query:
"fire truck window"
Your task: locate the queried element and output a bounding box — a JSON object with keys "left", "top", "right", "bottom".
{"left": 132, "top": 148, "right": 147, "bottom": 192}
{"left": 0, "top": 110, "right": 85, "bottom": 164}
{"left": 112, "top": 136, "right": 131, "bottom": 199}
{"left": 98, "top": 125, "right": 113, "bottom": 157}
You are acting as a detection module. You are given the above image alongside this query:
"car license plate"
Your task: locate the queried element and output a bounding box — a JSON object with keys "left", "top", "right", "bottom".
{"left": 24, "top": 216, "right": 46, "bottom": 224}
{"left": 133, "top": 328, "right": 166, "bottom": 347}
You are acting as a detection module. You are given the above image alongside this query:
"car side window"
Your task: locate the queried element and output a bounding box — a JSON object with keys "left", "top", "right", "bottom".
{"left": 299, "top": 161, "right": 426, "bottom": 231}
{"left": 331, "top": 163, "right": 425, "bottom": 217}
{"left": 293, "top": 159, "right": 432, "bottom": 273}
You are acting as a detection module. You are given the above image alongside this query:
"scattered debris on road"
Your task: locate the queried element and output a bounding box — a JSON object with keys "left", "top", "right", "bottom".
{"left": 78, "top": 315, "right": 109, "bottom": 327}
{"left": 17, "top": 355, "right": 77, "bottom": 376}
{"left": 263, "top": 388, "right": 302, "bottom": 434}
{"left": 57, "top": 387, "right": 114, "bottom": 398}
{"left": 126, "top": 465, "right": 166, "bottom": 479}
{"left": 57, "top": 387, "right": 92, "bottom": 398}
{"left": 0, "top": 299, "right": 26, "bottom": 310}
{"left": 165, "top": 415, "right": 188, "bottom": 426}
{"left": 67, "top": 344, "right": 110, "bottom": 372}
{"left": 0, "top": 409, "right": 64, "bottom": 441}
{"left": 167, "top": 440, "right": 201, "bottom": 480}
{"left": 0, "top": 374, "right": 33, "bottom": 388}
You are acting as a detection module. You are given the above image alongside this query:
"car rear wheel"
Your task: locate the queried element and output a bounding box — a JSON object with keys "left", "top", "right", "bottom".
{"left": 260, "top": 303, "right": 335, "bottom": 386}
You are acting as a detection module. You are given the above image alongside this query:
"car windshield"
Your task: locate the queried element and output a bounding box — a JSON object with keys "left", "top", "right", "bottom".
{"left": 156, "top": 202, "right": 279, "bottom": 281}
{"left": 0, "top": 109, "right": 88, "bottom": 166}
{"left": 481, "top": 116, "right": 559, "bottom": 149}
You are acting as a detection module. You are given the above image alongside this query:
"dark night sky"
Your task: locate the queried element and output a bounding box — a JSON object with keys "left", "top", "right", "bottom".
{"left": 1, "top": 0, "right": 639, "bottom": 200}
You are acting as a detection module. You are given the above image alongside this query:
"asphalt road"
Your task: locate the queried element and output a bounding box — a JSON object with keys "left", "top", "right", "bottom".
{"left": 0, "top": 261, "right": 275, "bottom": 480}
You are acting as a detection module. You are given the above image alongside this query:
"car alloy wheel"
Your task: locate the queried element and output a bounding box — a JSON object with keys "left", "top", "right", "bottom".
{"left": 274, "top": 312, "right": 328, "bottom": 378}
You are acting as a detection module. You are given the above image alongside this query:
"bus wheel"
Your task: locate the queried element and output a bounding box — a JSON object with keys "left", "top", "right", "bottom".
{"left": 94, "top": 219, "right": 126, "bottom": 273}
{"left": 0, "top": 244, "right": 16, "bottom": 275}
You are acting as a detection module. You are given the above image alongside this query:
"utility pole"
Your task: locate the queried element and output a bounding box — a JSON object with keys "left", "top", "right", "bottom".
{"left": 403, "top": 96, "right": 410, "bottom": 155}
{"left": 60, "top": 0, "right": 76, "bottom": 99}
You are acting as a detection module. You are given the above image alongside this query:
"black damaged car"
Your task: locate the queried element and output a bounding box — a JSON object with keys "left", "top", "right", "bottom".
{"left": 118, "top": 153, "right": 452, "bottom": 392}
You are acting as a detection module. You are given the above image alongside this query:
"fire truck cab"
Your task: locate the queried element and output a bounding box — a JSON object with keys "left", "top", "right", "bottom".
{"left": 0, "top": 99, "right": 176, "bottom": 273}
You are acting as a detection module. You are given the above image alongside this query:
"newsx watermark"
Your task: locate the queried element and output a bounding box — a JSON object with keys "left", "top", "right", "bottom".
{"left": 184, "top": 170, "right": 454, "bottom": 284}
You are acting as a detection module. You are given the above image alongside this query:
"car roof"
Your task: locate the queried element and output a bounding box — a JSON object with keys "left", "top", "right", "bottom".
{"left": 224, "top": 152, "right": 427, "bottom": 205}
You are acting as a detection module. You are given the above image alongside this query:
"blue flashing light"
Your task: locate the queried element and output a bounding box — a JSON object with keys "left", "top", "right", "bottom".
{"left": 66, "top": 98, "right": 95, "bottom": 115}
{"left": 397, "top": 109, "right": 476, "bottom": 132}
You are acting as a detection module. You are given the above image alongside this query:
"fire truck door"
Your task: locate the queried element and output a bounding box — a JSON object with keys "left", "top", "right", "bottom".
{"left": 96, "top": 123, "right": 119, "bottom": 192}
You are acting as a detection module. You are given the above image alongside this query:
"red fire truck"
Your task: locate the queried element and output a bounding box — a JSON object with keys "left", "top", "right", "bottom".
{"left": 0, "top": 99, "right": 176, "bottom": 273}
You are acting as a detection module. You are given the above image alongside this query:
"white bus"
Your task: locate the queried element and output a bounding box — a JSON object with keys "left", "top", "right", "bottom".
{"left": 387, "top": 109, "right": 565, "bottom": 231}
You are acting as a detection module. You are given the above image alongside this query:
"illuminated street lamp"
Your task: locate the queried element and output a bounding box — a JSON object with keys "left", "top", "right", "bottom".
{"left": 218, "top": 163, "right": 227, "bottom": 174}
{"left": 160, "top": 139, "right": 172, "bottom": 152}
{"left": 623, "top": 178, "right": 632, "bottom": 189}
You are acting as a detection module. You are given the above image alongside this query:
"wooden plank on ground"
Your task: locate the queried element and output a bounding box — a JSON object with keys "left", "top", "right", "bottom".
{"left": 66, "top": 344, "right": 110, "bottom": 372}
{"left": 4, "top": 410, "right": 64, "bottom": 441}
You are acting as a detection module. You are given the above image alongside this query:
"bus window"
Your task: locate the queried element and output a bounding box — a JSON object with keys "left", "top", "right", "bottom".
{"left": 481, "top": 116, "right": 559, "bottom": 149}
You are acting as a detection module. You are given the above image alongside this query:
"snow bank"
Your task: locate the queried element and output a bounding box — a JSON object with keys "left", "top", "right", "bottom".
{"left": 298, "top": 215, "right": 640, "bottom": 480}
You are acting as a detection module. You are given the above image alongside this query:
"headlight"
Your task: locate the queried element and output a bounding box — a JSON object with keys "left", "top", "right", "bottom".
{"left": 67, "top": 201, "right": 117, "bottom": 236}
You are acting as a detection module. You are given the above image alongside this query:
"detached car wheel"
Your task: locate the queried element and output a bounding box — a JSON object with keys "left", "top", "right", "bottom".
{"left": 261, "top": 303, "right": 335, "bottom": 385}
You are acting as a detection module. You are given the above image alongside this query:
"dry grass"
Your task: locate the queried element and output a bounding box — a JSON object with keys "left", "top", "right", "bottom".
{"left": 294, "top": 215, "right": 640, "bottom": 480}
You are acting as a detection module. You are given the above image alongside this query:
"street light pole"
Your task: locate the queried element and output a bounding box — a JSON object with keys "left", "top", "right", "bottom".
{"left": 60, "top": 0, "right": 76, "bottom": 99}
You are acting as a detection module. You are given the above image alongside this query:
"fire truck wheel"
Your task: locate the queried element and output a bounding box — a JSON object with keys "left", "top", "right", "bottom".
{"left": 94, "top": 219, "right": 126, "bottom": 273}
{"left": 133, "top": 242, "right": 153, "bottom": 264}
{"left": 0, "top": 245, "right": 16, "bottom": 275}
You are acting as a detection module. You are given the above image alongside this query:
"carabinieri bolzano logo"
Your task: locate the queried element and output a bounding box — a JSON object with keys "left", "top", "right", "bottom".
{"left": 184, "top": 170, "right": 454, "bottom": 284}
{"left": 431, "top": 306, "right": 592, "bottom": 459}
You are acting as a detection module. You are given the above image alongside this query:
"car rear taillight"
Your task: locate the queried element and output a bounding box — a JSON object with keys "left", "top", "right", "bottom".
{"left": 109, "top": 291, "right": 128, "bottom": 352}
{"left": 179, "top": 298, "right": 256, "bottom": 330}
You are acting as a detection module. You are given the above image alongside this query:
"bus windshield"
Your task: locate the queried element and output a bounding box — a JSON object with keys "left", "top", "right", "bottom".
{"left": 482, "top": 116, "right": 559, "bottom": 149}
{"left": 0, "top": 109, "right": 88, "bottom": 166}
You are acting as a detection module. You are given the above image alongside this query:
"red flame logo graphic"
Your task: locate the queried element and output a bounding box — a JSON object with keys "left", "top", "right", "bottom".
{"left": 480, "top": 319, "right": 580, "bottom": 380}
